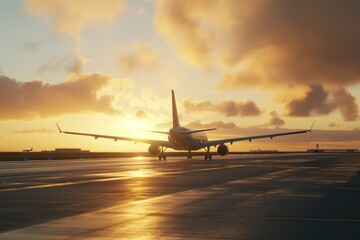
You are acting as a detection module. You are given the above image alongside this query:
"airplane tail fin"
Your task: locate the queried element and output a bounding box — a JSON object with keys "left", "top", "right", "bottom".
{"left": 172, "top": 90, "right": 180, "bottom": 128}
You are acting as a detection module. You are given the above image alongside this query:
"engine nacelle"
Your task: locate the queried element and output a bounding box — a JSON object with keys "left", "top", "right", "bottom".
{"left": 217, "top": 144, "right": 229, "bottom": 156}
{"left": 148, "top": 145, "right": 160, "bottom": 156}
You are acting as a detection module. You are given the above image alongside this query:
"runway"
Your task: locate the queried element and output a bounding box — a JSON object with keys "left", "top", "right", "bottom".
{"left": 1, "top": 153, "right": 359, "bottom": 239}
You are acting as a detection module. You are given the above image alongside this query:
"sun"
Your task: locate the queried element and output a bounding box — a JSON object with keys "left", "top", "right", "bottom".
{"left": 126, "top": 118, "right": 154, "bottom": 138}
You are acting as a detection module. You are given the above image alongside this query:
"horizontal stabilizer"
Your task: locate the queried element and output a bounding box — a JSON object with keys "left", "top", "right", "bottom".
{"left": 181, "top": 128, "right": 216, "bottom": 134}
{"left": 139, "top": 129, "right": 169, "bottom": 134}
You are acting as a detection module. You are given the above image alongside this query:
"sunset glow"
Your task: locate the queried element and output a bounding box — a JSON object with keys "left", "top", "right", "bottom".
{"left": 0, "top": 0, "right": 359, "bottom": 152}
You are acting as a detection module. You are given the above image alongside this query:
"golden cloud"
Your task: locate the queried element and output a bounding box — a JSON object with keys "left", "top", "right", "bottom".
{"left": 333, "top": 88, "right": 359, "bottom": 121}
{"left": 119, "top": 42, "right": 161, "bottom": 71}
{"left": 186, "top": 120, "right": 237, "bottom": 129}
{"left": 25, "top": 0, "right": 125, "bottom": 73}
{"left": 0, "top": 73, "right": 127, "bottom": 120}
{"left": 156, "top": 1, "right": 360, "bottom": 121}
{"left": 37, "top": 55, "right": 86, "bottom": 74}
{"left": 135, "top": 110, "right": 148, "bottom": 120}
{"left": 25, "top": 0, "right": 124, "bottom": 39}
{"left": 287, "top": 85, "right": 336, "bottom": 117}
{"left": 156, "top": 0, "right": 360, "bottom": 89}
{"left": 269, "top": 111, "right": 285, "bottom": 127}
{"left": 287, "top": 85, "right": 359, "bottom": 121}
{"left": 183, "top": 98, "right": 261, "bottom": 117}
{"left": 12, "top": 128, "right": 55, "bottom": 134}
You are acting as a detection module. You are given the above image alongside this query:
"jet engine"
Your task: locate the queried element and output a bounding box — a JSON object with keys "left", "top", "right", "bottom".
{"left": 148, "top": 145, "right": 160, "bottom": 156}
{"left": 217, "top": 144, "right": 229, "bottom": 156}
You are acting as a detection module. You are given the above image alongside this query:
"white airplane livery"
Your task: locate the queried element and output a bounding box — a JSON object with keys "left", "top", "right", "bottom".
{"left": 56, "top": 90, "right": 313, "bottom": 160}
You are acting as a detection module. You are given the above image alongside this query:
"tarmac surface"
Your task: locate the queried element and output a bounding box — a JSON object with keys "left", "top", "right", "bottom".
{"left": 0, "top": 153, "right": 359, "bottom": 239}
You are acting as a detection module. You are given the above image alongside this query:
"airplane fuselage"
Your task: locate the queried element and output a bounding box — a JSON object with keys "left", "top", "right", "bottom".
{"left": 168, "top": 127, "right": 208, "bottom": 150}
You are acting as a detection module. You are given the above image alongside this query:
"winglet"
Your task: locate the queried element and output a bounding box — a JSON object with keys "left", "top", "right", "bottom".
{"left": 56, "top": 123, "right": 62, "bottom": 133}
{"left": 309, "top": 121, "right": 315, "bottom": 133}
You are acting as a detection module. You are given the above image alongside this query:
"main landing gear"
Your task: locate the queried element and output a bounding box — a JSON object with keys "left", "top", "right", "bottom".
{"left": 158, "top": 146, "right": 167, "bottom": 161}
{"left": 187, "top": 148, "right": 212, "bottom": 160}
{"left": 204, "top": 146, "right": 212, "bottom": 160}
{"left": 187, "top": 150, "right": 192, "bottom": 159}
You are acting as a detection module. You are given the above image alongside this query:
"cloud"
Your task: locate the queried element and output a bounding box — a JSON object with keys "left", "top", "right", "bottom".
{"left": 138, "top": 7, "right": 146, "bottom": 16}
{"left": 23, "top": 39, "right": 43, "bottom": 51}
{"left": 269, "top": 111, "right": 285, "bottom": 127}
{"left": 25, "top": 0, "right": 125, "bottom": 73}
{"left": 127, "top": 88, "right": 168, "bottom": 111}
{"left": 286, "top": 85, "right": 359, "bottom": 121}
{"left": 67, "top": 56, "right": 87, "bottom": 74}
{"left": 135, "top": 110, "right": 148, "bottom": 120}
{"left": 0, "top": 74, "right": 127, "bottom": 120}
{"left": 186, "top": 120, "right": 237, "bottom": 129}
{"left": 183, "top": 98, "right": 261, "bottom": 117}
{"left": 25, "top": 0, "right": 124, "bottom": 39}
{"left": 332, "top": 88, "right": 359, "bottom": 121}
{"left": 119, "top": 42, "right": 161, "bottom": 71}
{"left": 183, "top": 99, "right": 214, "bottom": 112}
{"left": 219, "top": 100, "right": 260, "bottom": 117}
{"left": 154, "top": 121, "right": 172, "bottom": 130}
{"left": 12, "top": 128, "right": 55, "bottom": 134}
{"left": 155, "top": 1, "right": 360, "bottom": 89}
{"left": 328, "top": 123, "right": 339, "bottom": 128}
{"left": 38, "top": 55, "right": 84, "bottom": 74}
{"left": 287, "top": 85, "right": 336, "bottom": 117}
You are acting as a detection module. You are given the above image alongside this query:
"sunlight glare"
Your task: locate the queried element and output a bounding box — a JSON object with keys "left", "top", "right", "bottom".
{"left": 127, "top": 119, "right": 153, "bottom": 138}
{"left": 127, "top": 169, "right": 153, "bottom": 178}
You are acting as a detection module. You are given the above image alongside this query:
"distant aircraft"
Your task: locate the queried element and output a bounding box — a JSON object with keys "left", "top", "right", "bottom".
{"left": 56, "top": 90, "right": 313, "bottom": 160}
{"left": 23, "top": 147, "right": 33, "bottom": 152}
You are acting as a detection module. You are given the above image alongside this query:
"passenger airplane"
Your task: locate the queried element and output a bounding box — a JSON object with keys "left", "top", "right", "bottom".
{"left": 56, "top": 90, "right": 313, "bottom": 160}
{"left": 23, "top": 147, "right": 33, "bottom": 152}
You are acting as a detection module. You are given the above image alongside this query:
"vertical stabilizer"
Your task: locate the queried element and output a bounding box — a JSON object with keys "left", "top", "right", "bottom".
{"left": 172, "top": 90, "right": 180, "bottom": 128}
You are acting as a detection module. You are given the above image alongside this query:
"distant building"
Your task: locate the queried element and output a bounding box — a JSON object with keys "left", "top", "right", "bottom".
{"left": 249, "top": 149, "right": 278, "bottom": 153}
{"left": 41, "top": 148, "right": 90, "bottom": 153}
{"left": 307, "top": 148, "right": 359, "bottom": 153}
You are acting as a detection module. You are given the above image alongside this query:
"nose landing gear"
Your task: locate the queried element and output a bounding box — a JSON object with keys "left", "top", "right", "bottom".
{"left": 158, "top": 146, "right": 167, "bottom": 161}
{"left": 204, "top": 146, "right": 212, "bottom": 160}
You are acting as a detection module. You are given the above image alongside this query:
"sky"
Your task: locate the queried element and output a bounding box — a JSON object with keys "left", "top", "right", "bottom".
{"left": 0, "top": 0, "right": 359, "bottom": 152}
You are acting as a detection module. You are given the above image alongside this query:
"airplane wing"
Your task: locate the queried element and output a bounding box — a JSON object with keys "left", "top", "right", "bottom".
{"left": 56, "top": 124, "right": 173, "bottom": 148}
{"left": 200, "top": 124, "right": 314, "bottom": 148}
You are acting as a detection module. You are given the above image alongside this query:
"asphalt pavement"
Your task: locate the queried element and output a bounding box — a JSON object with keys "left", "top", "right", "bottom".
{"left": 0, "top": 153, "right": 359, "bottom": 239}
